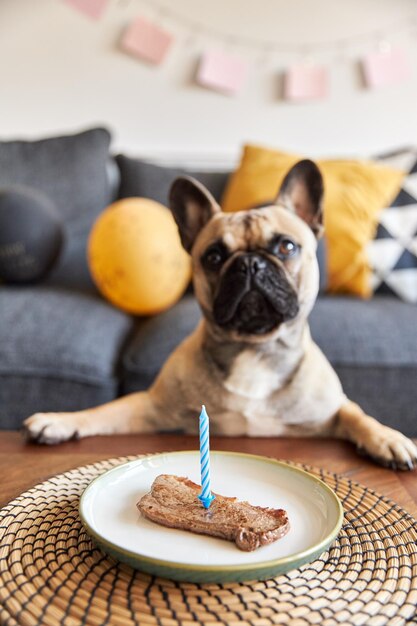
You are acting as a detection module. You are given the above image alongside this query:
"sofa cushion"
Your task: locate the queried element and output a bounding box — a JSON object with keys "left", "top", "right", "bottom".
{"left": 0, "top": 128, "right": 113, "bottom": 291}
{"left": 122, "top": 295, "right": 201, "bottom": 392}
{"left": 122, "top": 294, "right": 417, "bottom": 436}
{"left": 0, "top": 286, "right": 134, "bottom": 429}
{"left": 309, "top": 295, "right": 417, "bottom": 435}
{"left": 115, "top": 155, "right": 230, "bottom": 205}
{"left": 309, "top": 295, "right": 417, "bottom": 366}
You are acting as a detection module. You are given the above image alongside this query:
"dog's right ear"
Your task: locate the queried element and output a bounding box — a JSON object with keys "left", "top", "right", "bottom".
{"left": 169, "top": 176, "right": 221, "bottom": 253}
{"left": 276, "top": 159, "right": 324, "bottom": 238}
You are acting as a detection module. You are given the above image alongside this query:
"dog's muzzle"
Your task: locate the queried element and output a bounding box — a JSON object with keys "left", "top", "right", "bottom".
{"left": 212, "top": 253, "right": 299, "bottom": 335}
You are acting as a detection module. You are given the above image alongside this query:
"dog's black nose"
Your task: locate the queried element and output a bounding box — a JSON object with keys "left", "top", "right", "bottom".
{"left": 236, "top": 254, "right": 267, "bottom": 275}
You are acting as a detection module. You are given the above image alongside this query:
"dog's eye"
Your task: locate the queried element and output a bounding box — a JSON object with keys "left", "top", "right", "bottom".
{"left": 207, "top": 251, "right": 222, "bottom": 265}
{"left": 279, "top": 239, "right": 297, "bottom": 256}
{"left": 271, "top": 237, "right": 299, "bottom": 260}
{"left": 202, "top": 243, "right": 228, "bottom": 270}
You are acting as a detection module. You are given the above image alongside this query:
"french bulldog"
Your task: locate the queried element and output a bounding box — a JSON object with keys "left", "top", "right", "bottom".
{"left": 24, "top": 160, "right": 417, "bottom": 469}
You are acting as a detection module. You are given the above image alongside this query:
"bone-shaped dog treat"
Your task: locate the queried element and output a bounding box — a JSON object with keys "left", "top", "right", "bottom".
{"left": 137, "top": 474, "right": 290, "bottom": 551}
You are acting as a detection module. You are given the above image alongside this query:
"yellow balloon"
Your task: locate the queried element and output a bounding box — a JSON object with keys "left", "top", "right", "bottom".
{"left": 88, "top": 198, "right": 191, "bottom": 315}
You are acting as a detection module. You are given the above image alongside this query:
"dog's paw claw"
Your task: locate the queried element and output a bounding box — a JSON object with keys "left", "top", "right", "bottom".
{"left": 359, "top": 427, "right": 417, "bottom": 471}
{"left": 23, "top": 413, "right": 79, "bottom": 445}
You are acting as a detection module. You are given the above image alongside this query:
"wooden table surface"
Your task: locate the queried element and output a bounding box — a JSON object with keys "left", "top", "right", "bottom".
{"left": 0, "top": 431, "right": 416, "bottom": 517}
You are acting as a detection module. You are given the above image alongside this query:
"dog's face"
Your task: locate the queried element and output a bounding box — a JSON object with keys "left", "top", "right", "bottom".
{"left": 170, "top": 160, "right": 324, "bottom": 342}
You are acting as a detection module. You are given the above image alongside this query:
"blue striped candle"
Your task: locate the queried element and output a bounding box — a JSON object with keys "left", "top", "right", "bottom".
{"left": 198, "top": 405, "right": 215, "bottom": 509}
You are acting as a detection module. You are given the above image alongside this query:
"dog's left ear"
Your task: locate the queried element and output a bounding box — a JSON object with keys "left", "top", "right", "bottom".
{"left": 169, "top": 176, "right": 221, "bottom": 252}
{"left": 276, "top": 159, "right": 324, "bottom": 237}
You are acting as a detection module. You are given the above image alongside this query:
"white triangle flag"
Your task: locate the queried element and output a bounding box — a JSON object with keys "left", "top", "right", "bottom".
{"left": 408, "top": 237, "right": 417, "bottom": 256}
{"left": 402, "top": 172, "right": 417, "bottom": 200}
{"left": 367, "top": 238, "right": 403, "bottom": 275}
{"left": 385, "top": 269, "right": 417, "bottom": 303}
{"left": 380, "top": 206, "right": 417, "bottom": 241}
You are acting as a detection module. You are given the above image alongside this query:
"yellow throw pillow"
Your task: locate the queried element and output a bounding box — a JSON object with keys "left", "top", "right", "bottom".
{"left": 222, "top": 145, "right": 404, "bottom": 297}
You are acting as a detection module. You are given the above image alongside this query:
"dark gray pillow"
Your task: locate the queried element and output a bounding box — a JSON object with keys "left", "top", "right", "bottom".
{"left": 0, "top": 128, "right": 113, "bottom": 290}
{"left": 115, "top": 154, "right": 230, "bottom": 205}
{"left": 0, "top": 128, "right": 112, "bottom": 227}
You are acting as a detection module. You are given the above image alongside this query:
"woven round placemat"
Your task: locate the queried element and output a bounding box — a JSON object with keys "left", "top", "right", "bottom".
{"left": 0, "top": 456, "right": 416, "bottom": 626}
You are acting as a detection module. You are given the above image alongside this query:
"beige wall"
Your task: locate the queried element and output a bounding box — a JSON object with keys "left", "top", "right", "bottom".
{"left": 0, "top": 0, "right": 416, "bottom": 165}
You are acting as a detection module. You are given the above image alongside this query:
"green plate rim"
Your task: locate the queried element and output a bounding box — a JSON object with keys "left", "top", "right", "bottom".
{"left": 79, "top": 450, "right": 344, "bottom": 574}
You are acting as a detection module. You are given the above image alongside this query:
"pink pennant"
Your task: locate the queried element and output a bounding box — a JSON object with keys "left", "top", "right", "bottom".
{"left": 63, "top": 0, "right": 107, "bottom": 20}
{"left": 120, "top": 16, "right": 173, "bottom": 65}
{"left": 284, "top": 63, "right": 329, "bottom": 101}
{"left": 196, "top": 49, "right": 249, "bottom": 95}
{"left": 362, "top": 46, "right": 410, "bottom": 88}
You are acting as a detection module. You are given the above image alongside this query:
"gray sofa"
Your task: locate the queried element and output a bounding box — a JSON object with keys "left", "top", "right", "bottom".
{"left": 1, "top": 128, "right": 416, "bottom": 435}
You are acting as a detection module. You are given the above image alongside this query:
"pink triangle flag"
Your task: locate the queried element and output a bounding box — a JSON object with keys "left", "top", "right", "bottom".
{"left": 63, "top": 0, "right": 107, "bottom": 20}
{"left": 121, "top": 16, "right": 173, "bottom": 65}
{"left": 284, "top": 63, "right": 329, "bottom": 101}
{"left": 362, "top": 46, "right": 410, "bottom": 88}
{"left": 196, "top": 49, "right": 249, "bottom": 95}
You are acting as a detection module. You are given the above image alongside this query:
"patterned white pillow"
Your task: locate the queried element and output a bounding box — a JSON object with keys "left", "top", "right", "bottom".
{"left": 369, "top": 150, "right": 417, "bottom": 303}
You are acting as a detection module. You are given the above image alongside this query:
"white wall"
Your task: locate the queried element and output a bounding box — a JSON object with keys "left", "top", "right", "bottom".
{"left": 0, "top": 0, "right": 416, "bottom": 165}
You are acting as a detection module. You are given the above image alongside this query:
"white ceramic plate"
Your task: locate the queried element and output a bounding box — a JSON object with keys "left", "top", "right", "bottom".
{"left": 79, "top": 451, "right": 343, "bottom": 582}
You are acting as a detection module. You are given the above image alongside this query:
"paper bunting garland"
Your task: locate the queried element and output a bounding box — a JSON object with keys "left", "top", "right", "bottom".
{"left": 62, "top": 0, "right": 414, "bottom": 100}
{"left": 121, "top": 16, "right": 173, "bottom": 65}
{"left": 63, "top": 0, "right": 107, "bottom": 20}
{"left": 284, "top": 63, "right": 329, "bottom": 101}
{"left": 362, "top": 46, "right": 410, "bottom": 88}
{"left": 196, "top": 49, "right": 249, "bottom": 95}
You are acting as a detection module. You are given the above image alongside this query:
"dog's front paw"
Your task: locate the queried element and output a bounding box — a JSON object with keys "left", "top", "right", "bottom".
{"left": 23, "top": 413, "right": 80, "bottom": 445}
{"left": 359, "top": 426, "right": 417, "bottom": 471}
